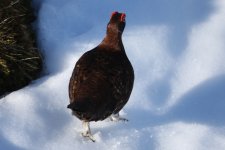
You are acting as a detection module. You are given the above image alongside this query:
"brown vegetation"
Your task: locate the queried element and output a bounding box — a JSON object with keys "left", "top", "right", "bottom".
{"left": 0, "top": 0, "right": 42, "bottom": 97}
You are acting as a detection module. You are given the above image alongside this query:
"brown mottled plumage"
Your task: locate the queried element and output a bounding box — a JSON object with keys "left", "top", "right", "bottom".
{"left": 67, "top": 11, "right": 134, "bottom": 141}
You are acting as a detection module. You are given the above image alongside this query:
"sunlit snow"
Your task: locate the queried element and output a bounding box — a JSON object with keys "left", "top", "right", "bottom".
{"left": 1, "top": 0, "right": 225, "bottom": 149}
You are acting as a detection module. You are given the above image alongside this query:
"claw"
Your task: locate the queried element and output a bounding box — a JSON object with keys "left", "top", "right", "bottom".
{"left": 82, "top": 132, "right": 96, "bottom": 142}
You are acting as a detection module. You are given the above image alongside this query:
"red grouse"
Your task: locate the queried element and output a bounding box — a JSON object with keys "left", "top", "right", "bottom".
{"left": 67, "top": 11, "right": 134, "bottom": 142}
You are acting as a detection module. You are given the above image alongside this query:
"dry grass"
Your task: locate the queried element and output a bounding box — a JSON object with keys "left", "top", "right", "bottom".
{"left": 0, "top": 0, "right": 42, "bottom": 96}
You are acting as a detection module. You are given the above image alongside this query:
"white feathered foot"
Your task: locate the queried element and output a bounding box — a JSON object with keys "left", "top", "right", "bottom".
{"left": 81, "top": 121, "right": 95, "bottom": 142}
{"left": 109, "top": 113, "right": 128, "bottom": 122}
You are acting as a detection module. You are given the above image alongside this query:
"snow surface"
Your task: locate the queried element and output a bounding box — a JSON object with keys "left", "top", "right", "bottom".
{"left": 1, "top": 0, "right": 225, "bottom": 149}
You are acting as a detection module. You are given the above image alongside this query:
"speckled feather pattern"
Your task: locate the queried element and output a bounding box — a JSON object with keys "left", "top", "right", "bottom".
{"left": 68, "top": 12, "right": 134, "bottom": 122}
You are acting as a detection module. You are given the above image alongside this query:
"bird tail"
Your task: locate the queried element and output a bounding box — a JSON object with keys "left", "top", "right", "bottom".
{"left": 67, "top": 98, "right": 92, "bottom": 112}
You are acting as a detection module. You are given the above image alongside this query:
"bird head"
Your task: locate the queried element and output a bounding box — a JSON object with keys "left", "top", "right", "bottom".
{"left": 107, "top": 11, "right": 126, "bottom": 36}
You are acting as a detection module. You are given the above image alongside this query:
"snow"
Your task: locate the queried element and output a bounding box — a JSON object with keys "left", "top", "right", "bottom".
{"left": 1, "top": 0, "right": 225, "bottom": 149}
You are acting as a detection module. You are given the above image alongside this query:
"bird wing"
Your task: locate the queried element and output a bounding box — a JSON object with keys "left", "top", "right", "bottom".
{"left": 69, "top": 49, "right": 111, "bottom": 102}
{"left": 68, "top": 49, "right": 134, "bottom": 115}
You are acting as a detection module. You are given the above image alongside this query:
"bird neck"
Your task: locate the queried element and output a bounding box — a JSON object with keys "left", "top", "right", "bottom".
{"left": 100, "top": 33, "right": 124, "bottom": 52}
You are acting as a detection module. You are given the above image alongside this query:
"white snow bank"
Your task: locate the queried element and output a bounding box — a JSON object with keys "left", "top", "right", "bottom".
{"left": 168, "top": 0, "right": 225, "bottom": 107}
{"left": 1, "top": 0, "right": 225, "bottom": 149}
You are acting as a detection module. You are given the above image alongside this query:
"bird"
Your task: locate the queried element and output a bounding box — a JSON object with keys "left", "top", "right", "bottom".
{"left": 67, "top": 11, "right": 134, "bottom": 142}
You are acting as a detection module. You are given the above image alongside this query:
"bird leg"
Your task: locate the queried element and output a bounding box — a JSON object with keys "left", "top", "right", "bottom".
{"left": 109, "top": 113, "right": 128, "bottom": 122}
{"left": 81, "top": 121, "right": 95, "bottom": 142}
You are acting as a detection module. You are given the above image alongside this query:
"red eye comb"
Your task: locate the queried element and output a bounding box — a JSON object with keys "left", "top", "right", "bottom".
{"left": 121, "top": 13, "right": 126, "bottom": 22}
{"left": 111, "top": 11, "right": 118, "bottom": 19}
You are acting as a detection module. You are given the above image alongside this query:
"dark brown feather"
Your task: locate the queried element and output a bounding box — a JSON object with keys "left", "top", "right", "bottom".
{"left": 68, "top": 12, "right": 134, "bottom": 122}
